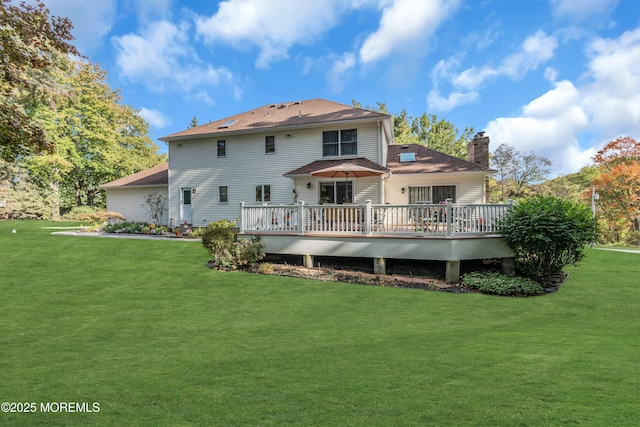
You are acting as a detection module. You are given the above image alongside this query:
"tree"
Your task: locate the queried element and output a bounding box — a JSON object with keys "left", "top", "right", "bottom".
{"left": 490, "top": 144, "right": 552, "bottom": 200}
{"left": 351, "top": 100, "right": 474, "bottom": 158}
{"left": 592, "top": 136, "right": 640, "bottom": 245}
{"left": 190, "top": 116, "right": 199, "bottom": 128}
{"left": 0, "top": 158, "right": 56, "bottom": 219}
{"left": 30, "top": 59, "right": 162, "bottom": 209}
{"left": 0, "top": 0, "right": 79, "bottom": 160}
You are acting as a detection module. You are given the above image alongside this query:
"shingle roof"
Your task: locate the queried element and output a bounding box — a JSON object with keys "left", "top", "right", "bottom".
{"left": 160, "top": 99, "right": 390, "bottom": 141}
{"left": 284, "top": 158, "right": 390, "bottom": 177}
{"left": 100, "top": 163, "right": 168, "bottom": 188}
{"left": 387, "top": 144, "right": 494, "bottom": 174}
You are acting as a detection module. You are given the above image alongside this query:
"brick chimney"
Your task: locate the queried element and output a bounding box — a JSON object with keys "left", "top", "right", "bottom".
{"left": 467, "top": 132, "right": 490, "bottom": 168}
{"left": 468, "top": 132, "right": 490, "bottom": 202}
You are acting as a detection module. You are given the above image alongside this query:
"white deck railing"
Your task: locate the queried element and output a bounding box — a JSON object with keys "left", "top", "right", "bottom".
{"left": 239, "top": 200, "right": 512, "bottom": 237}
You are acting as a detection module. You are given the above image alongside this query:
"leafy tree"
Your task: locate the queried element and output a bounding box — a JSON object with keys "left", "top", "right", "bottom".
{"left": 0, "top": 0, "right": 79, "bottom": 160}
{"left": 0, "top": 158, "right": 56, "bottom": 219}
{"left": 30, "top": 59, "right": 162, "bottom": 209}
{"left": 592, "top": 136, "right": 640, "bottom": 245}
{"left": 352, "top": 100, "right": 474, "bottom": 158}
{"left": 491, "top": 144, "right": 552, "bottom": 201}
{"left": 535, "top": 166, "right": 598, "bottom": 202}
{"left": 497, "top": 195, "right": 596, "bottom": 283}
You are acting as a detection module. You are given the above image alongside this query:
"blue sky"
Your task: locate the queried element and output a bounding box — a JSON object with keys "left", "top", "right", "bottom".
{"left": 42, "top": 0, "right": 640, "bottom": 177}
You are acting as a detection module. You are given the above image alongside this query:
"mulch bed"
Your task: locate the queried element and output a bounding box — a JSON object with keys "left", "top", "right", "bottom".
{"left": 241, "top": 255, "right": 480, "bottom": 292}
{"left": 208, "top": 255, "right": 568, "bottom": 295}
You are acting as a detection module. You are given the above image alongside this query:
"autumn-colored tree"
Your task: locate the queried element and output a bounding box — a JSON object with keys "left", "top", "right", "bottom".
{"left": 0, "top": 0, "right": 79, "bottom": 160}
{"left": 592, "top": 136, "right": 640, "bottom": 245}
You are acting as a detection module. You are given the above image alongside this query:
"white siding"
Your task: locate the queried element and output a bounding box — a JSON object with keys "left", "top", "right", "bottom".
{"left": 168, "top": 122, "right": 384, "bottom": 226}
{"left": 105, "top": 187, "right": 169, "bottom": 224}
{"left": 384, "top": 173, "right": 487, "bottom": 205}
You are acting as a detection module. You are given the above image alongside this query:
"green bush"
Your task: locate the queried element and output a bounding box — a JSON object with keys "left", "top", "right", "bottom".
{"left": 497, "top": 195, "right": 596, "bottom": 282}
{"left": 202, "top": 220, "right": 265, "bottom": 270}
{"left": 463, "top": 271, "right": 544, "bottom": 296}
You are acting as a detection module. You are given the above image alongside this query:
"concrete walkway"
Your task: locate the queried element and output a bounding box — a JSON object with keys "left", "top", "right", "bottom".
{"left": 593, "top": 247, "right": 640, "bottom": 254}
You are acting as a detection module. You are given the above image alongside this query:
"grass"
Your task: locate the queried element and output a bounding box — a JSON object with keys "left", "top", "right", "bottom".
{"left": 1, "top": 220, "right": 639, "bottom": 426}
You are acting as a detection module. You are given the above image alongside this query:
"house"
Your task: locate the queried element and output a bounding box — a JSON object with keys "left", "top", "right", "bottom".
{"left": 155, "top": 98, "right": 492, "bottom": 227}
{"left": 100, "top": 162, "right": 168, "bottom": 224}
{"left": 102, "top": 99, "right": 511, "bottom": 281}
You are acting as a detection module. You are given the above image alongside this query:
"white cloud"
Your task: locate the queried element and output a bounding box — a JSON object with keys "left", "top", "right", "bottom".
{"left": 41, "top": 0, "right": 118, "bottom": 53}
{"left": 453, "top": 30, "right": 558, "bottom": 90}
{"left": 195, "top": 0, "right": 349, "bottom": 69}
{"left": 139, "top": 108, "right": 171, "bottom": 128}
{"left": 485, "top": 28, "right": 640, "bottom": 177}
{"left": 359, "top": 0, "right": 461, "bottom": 64}
{"left": 131, "top": 0, "right": 173, "bottom": 23}
{"left": 486, "top": 82, "right": 591, "bottom": 176}
{"left": 581, "top": 28, "right": 640, "bottom": 136}
{"left": 113, "top": 20, "right": 237, "bottom": 98}
{"left": 326, "top": 53, "right": 356, "bottom": 93}
{"left": 427, "top": 90, "right": 478, "bottom": 112}
{"left": 550, "top": 0, "right": 619, "bottom": 21}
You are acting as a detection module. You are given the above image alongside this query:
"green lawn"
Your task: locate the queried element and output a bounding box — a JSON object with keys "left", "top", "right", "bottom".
{"left": 1, "top": 220, "right": 639, "bottom": 426}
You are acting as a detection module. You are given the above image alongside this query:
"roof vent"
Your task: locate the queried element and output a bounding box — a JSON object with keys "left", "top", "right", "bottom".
{"left": 278, "top": 104, "right": 287, "bottom": 109}
{"left": 401, "top": 144, "right": 409, "bottom": 149}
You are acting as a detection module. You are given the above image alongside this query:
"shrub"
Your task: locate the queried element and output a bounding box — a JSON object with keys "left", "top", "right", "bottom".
{"left": 202, "top": 220, "right": 265, "bottom": 270}
{"left": 102, "top": 221, "right": 146, "bottom": 233}
{"left": 497, "top": 195, "right": 596, "bottom": 282}
{"left": 463, "top": 271, "right": 544, "bottom": 296}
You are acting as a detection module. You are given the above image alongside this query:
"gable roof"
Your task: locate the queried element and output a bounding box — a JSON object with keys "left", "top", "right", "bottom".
{"left": 284, "top": 157, "right": 390, "bottom": 177}
{"left": 387, "top": 144, "right": 494, "bottom": 174}
{"left": 100, "top": 163, "right": 168, "bottom": 189}
{"left": 160, "top": 99, "right": 390, "bottom": 141}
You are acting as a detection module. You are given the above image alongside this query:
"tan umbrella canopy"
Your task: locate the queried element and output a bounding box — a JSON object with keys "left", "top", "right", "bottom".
{"left": 311, "top": 164, "right": 386, "bottom": 203}
{"left": 310, "top": 164, "right": 386, "bottom": 178}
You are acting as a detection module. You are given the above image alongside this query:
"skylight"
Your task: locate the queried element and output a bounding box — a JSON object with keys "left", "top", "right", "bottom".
{"left": 399, "top": 152, "right": 416, "bottom": 162}
{"left": 218, "top": 119, "right": 238, "bottom": 129}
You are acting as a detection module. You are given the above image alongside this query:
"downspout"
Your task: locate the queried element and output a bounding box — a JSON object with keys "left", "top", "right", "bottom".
{"left": 378, "top": 120, "right": 385, "bottom": 204}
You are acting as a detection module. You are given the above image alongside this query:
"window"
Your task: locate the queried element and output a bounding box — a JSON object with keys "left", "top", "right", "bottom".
{"left": 255, "top": 184, "right": 271, "bottom": 203}
{"left": 265, "top": 136, "right": 275, "bottom": 154}
{"left": 319, "top": 181, "right": 354, "bottom": 204}
{"left": 219, "top": 186, "right": 228, "bottom": 203}
{"left": 408, "top": 186, "right": 456, "bottom": 204}
{"left": 217, "top": 140, "right": 226, "bottom": 157}
{"left": 322, "top": 129, "right": 357, "bottom": 157}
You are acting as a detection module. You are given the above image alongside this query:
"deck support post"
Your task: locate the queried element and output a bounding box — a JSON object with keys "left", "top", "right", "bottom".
{"left": 501, "top": 257, "right": 515, "bottom": 276}
{"left": 445, "top": 260, "right": 460, "bottom": 283}
{"left": 303, "top": 254, "right": 314, "bottom": 268}
{"left": 373, "top": 257, "right": 386, "bottom": 275}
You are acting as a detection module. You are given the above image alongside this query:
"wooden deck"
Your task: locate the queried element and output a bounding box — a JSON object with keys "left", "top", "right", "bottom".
{"left": 239, "top": 201, "right": 515, "bottom": 282}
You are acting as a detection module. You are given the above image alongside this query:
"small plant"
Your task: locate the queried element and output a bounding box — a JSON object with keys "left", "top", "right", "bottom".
{"left": 463, "top": 271, "right": 544, "bottom": 296}
{"left": 202, "top": 220, "right": 265, "bottom": 270}
{"left": 102, "top": 221, "right": 147, "bottom": 234}
{"left": 142, "top": 192, "right": 167, "bottom": 225}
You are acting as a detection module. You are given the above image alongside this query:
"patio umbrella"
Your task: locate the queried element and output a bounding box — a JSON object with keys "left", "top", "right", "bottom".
{"left": 310, "top": 163, "right": 386, "bottom": 179}
{"left": 311, "top": 164, "right": 386, "bottom": 202}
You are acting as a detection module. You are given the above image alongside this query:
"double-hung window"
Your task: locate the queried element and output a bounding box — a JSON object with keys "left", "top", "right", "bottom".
{"left": 255, "top": 185, "right": 271, "bottom": 203}
{"left": 217, "top": 140, "right": 226, "bottom": 157}
{"left": 219, "top": 186, "right": 228, "bottom": 203}
{"left": 322, "top": 129, "right": 357, "bottom": 157}
{"left": 265, "top": 136, "right": 275, "bottom": 154}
